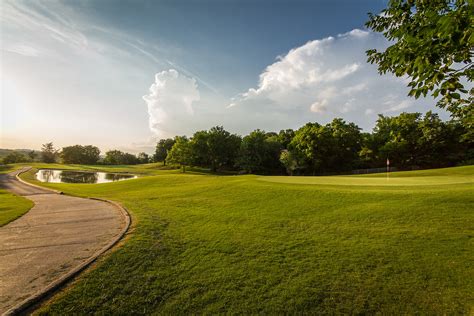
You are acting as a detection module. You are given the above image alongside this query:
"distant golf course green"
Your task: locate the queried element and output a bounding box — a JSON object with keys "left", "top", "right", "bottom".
{"left": 259, "top": 167, "right": 474, "bottom": 186}
{"left": 12, "top": 164, "right": 474, "bottom": 314}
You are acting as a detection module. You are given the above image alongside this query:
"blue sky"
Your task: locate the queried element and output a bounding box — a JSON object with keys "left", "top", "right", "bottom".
{"left": 81, "top": 0, "right": 388, "bottom": 95}
{"left": 1, "top": 0, "right": 444, "bottom": 152}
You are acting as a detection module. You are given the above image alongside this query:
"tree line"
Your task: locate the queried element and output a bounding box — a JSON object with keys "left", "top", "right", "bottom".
{"left": 2, "top": 111, "right": 471, "bottom": 174}
{"left": 158, "top": 111, "right": 473, "bottom": 175}
{"left": 1, "top": 143, "right": 151, "bottom": 165}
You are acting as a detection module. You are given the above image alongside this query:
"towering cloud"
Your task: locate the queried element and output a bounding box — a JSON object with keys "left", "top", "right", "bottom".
{"left": 141, "top": 30, "right": 442, "bottom": 139}
{"left": 228, "top": 29, "right": 434, "bottom": 131}
{"left": 143, "top": 69, "right": 200, "bottom": 137}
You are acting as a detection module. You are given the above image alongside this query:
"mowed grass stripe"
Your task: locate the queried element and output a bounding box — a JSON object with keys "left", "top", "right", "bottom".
{"left": 21, "top": 165, "right": 473, "bottom": 314}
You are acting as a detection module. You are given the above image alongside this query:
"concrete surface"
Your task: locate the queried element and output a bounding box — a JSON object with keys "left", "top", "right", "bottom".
{"left": 0, "top": 168, "right": 128, "bottom": 314}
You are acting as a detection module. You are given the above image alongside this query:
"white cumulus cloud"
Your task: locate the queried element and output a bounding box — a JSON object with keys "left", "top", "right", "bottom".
{"left": 140, "top": 29, "right": 446, "bottom": 139}
{"left": 229, "top": 29, "right": 439, "bottom": 131}
{"left": 143, "top": 69, "right": 200, "bottom": 137}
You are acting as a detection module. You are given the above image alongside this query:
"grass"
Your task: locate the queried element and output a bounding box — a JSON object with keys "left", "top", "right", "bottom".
{"left": 15, "top": 164, "right": 474, "bottom": 314}
{"left": 0, "top": 164, "right": 34, "bottom": 226}
{"left": 260, "top": 167, "right": 474, "bottom": 186}
{"left": 0, "top": 190, "right": 34, "bottom": 226}
{"left": 0, "top": 164, "right": 22, "bottom": 174}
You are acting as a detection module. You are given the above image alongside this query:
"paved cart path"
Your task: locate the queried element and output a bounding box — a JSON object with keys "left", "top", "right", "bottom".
{"left": 0, "top": 168, "right": 128, "bottom": 314}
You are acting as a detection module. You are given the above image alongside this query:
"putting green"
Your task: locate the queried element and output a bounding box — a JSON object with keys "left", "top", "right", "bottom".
{"left": 259, "top": 167, "right": 474, "bottom": 186}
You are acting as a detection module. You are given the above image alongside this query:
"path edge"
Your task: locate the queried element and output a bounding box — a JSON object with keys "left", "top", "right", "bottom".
{"left": 3, "top": 168, "right": 132, "bottom": 316}
{"left": 14, "top": 167, "right": 63, "bottom": 195}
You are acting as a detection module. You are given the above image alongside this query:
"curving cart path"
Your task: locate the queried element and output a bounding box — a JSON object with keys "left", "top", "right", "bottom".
{"left": 0, "top": 168, "right": 129, "bottom": 315}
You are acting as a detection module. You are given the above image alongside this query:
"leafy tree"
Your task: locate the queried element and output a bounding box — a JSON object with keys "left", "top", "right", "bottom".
{"left": 418, "top": 111, "right": 472, "bottom": 166}
{"left": 2, "top": 152, "right": 29, "bottom": 164}
{"left": 28, "top": 150, "right": 37, "bottom": 161}
{"left": 166, "top": 136, "right": 193, "bottom": 172}
{"left": 358, "top": 146, "right": 374, "bottom": 167}
{"left": 41, "top": 142, "right": 58, "bottom": 163}
{"left": 277, "top": 129, "right": 295, "bottom": 149}
{"left": 279, "top": 150, "right": 298, "bottom": 176}
{"left": 366, "top": 111, "right": 472, "bottom": 169}
{"left": 103, "top": 150, "right": 139, "bottom": 165}
{"left": 418, "top": 111, "right": 450, "bottom": 165}
{"left": 326, "top": 118, "right": 362, "bottom": 171}
{"left": 190, "top": 126, "right": 241, "bottom": 171}
{"left": 206, "top": 126, "right": 241, "bottom": 171}
{"left": 373, "top": 113, "right": 424, "bottom": 167}
{"left": 357, "top": 133, "right": 376, "bottom": 168}
{"left": 290, "top": 119, "right": 362, "bottom": 174}
{"left": 61, "top": 145, "right": 100, "bottom": 164}
{"left": 289, "top": 122, "right": 327, "bottom": 174}
{"left": 366, "top": 0, "right": 473, "bottom": 129}
{"left": 90, "top": 111, "right": 470, "bottom": 174}
{"left": 154, "top": 138, "right": 175, "bottom": 165}
{"left": 189, "top": 130, "right": 211, "bottom": 167}
{"left": 82, "top": 145, "right": 101, "bottom": 164}
{"left": 237, "top": 129, "right": 282, "bottom": 174}
{"left": 137, "top": 152, "right": 150, "bottom": 164}
{"left": 61, "top": 146, "right": 81, "bottom": 164}
{"left": 103, "top": 150, "right": 122, "bottom": 165}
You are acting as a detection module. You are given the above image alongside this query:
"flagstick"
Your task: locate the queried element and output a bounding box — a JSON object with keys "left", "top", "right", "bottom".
{"left": 386, "top": 158, "right": 390, "bottom": 181}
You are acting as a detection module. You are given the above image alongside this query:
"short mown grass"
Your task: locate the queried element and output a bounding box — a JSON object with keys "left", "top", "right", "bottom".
{"left": 0, "top": 164, "right": 34, "bottom": 226}
{"left": 17, "top": 164, "right": 473, "bottom": 314}
{"left": 0, "top": 190, "right": 34, "bottom": 226}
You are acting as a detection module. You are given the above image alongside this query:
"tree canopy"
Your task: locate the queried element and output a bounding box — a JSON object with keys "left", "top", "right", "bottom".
{"left": 30, "top": 112, "right": 470, "bottom": 174}
{"left": 154, "top": 138, "right": 175, "bottom": 165}
{"left": 190, "top": 126, "right": 241, "bottom": 171}
{"left": 159, "top": 113, "right": 471, "bottom": 175}
{"left": 366, "top": 0, "right": 473, "bottom": 133}
{"left": 103, "top": 150, "right": 139, "bottom": 165}
{"left": 41, "top": 142, "right": 59, "bottom": 163}
{"left": 61, "top": 145, "right": 100, "bottom": 164}
{"left": 2, "top": 152, "right": 29, "bottom": 164}
{"left": 237, "top": 129, "right": 282, "bottom": 174}
{"left": 166, "top": 136, "right": 193, "bottom": 172}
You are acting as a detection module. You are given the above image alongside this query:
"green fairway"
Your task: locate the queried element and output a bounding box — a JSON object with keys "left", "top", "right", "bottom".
{"left": 18, "top": 164, "right": 473, "bottom": 314}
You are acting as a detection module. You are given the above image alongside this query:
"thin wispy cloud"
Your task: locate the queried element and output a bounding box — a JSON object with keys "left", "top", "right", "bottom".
{"left": 165, "top": 60, "right": 221, "bottom": 95}
{"left": 5, "top": 44, "right": 40, "bottom": 57}
{"left": 2, "top": 1, "right": 88, "bottom": 52}
{"left": 2, "top": 0, "right": 216, "bottom": 94}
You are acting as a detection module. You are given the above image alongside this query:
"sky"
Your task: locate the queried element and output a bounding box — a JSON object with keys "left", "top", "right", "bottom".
{"left": 1, "top": 0, "right": 447, "bottom": 153}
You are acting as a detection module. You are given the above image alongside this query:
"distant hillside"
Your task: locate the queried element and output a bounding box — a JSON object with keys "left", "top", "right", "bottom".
{"left": 0, "top": 148, "right": 41, "bottom": 160}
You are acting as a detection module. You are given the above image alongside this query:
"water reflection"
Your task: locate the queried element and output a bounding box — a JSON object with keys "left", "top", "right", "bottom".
{"left": 36, "top": 169, "right": 137, "bottom": 184}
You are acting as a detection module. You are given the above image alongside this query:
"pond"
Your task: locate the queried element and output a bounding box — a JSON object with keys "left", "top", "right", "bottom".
{"left": 36, "top": 169, "right": 137, "bottom": 184}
